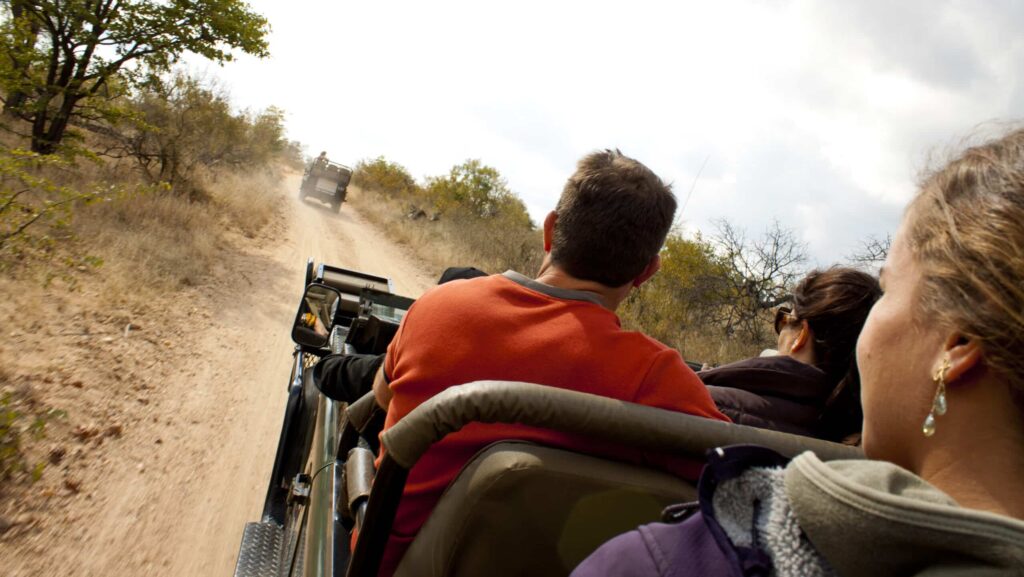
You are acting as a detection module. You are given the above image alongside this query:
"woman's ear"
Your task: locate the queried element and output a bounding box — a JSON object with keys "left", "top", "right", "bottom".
{"left": 788, "top": 321, "right": 817, "bottom": 365}
{"left": 791, "top": 321, "right": 812, "bottom": 353}
{"left": 942, "top": 332, "right": 984, "bottom": 384}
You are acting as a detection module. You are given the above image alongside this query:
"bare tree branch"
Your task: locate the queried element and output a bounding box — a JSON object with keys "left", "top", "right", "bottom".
{"left": 710, "top": 218, "right": 807, "bottom": 341}
{"left": 848, "top": 234, "right": 891, "bottom": 268}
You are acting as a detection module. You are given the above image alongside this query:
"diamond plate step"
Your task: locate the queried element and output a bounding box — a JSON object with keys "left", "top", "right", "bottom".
{"left": 234, "top": 522, "right": 284, "bottom": 577}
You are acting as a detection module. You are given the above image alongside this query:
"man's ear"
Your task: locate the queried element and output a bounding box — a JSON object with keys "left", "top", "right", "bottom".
{"left": 632, "top": 254, "right": 662, "bottom": 288}
{"left": 543, "top": 211, "right": 557, "bottom": 254}
{"left": 942, "top": 332, "right": 985, "bottom": 384}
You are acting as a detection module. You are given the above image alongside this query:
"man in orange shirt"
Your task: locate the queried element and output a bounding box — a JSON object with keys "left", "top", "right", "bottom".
{"left": 372, "top": 149, "right": 729, "bottom": 575}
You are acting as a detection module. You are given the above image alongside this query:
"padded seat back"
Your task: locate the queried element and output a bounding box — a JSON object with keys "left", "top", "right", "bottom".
{"left": 395, "top": 441, "right": 696, "bottom": 577}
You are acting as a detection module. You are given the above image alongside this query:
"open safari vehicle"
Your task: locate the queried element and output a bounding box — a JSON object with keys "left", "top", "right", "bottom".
{"left": 233, "top": 260, "right": 862, "bottom": 577}
{"left": 300, "top": 158, "right": 353, "bottom": 213}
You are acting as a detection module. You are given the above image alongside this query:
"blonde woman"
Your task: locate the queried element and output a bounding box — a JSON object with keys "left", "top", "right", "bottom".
{"left": 572, "top": 129, "right": 1024, "bottom": 576}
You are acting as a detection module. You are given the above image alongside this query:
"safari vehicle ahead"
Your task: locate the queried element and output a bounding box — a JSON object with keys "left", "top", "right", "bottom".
{"left": 233, "top": 260, "right": 862, "bottom": 577}
{"left": 300, "top": 158, "right": 352, "bottom": 213}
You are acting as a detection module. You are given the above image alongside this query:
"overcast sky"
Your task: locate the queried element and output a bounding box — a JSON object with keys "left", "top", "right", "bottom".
{"left": 190, "top": 0, "right": 1024, "bottom": 265}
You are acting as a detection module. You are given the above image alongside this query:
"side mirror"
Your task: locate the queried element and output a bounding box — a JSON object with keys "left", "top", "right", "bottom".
{"left": 292, "top": 283, "right": 341, "bottom": 349}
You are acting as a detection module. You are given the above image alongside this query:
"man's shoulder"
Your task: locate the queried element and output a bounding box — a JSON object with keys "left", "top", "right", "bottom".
{"left": 415, "top": 273, "right": 503, "bottom": 304}
{"left": 614, "top": 327, "right": 678, "bottom": 358}
{"left": 401, "top": 274, "right": 509, "bottom": 325}
{"left": 416, "top": 271, "right": 595, "bottom": 308}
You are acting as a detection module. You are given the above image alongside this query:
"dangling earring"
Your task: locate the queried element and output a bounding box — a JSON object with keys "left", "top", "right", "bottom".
{"left": 922, "top": 357, "right": 951, "bottom": 437}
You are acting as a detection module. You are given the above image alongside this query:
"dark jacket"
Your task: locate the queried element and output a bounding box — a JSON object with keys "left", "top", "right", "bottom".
{"left": 699, "top": 356, "right": 831, "bottom": 438}
{"left": 571, "top": 446, "right": 1024, "bottom": 577}
{"left": 313, "top": 352, "right": 384, "bottom": 404}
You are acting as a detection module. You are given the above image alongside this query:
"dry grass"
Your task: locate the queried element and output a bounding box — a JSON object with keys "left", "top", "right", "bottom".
{"left": 349, "top": 186, "right": 543, "bottom": 276}
{"left": 0, "top": 117, "right": 284, "bottom": 316}
{"left": 67, "top": 166, "right": 281, "bottom": 306}
{"left": 200, "top": 167, "right": 281, "bottom": 236}
{"left": 75, "top": 191, "right": 220, "bottom": 288}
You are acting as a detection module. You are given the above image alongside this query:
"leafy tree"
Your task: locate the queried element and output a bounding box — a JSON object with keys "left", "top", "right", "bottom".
{"left": 0, "top": 0, "right": 269, "bottom": 154}
{"left": 126, "top": 74, "right": 243, "bottom": 190}
{"left": 243, "top": 105, "right": 289, "bottom": 165}
{"left": 279, "top": 139, "right": 305, "bottom": 171}
{"left": 623, "top": 231, "right": 732, "bottom": 344}
{"left": 353, "top": 156, "right": 420, "bottom": 197}
{"left": 354, "top": 155, "right": 542, "bottom": 274}
{"left": 656, "top": 232, "right": 733, "bottom": 324}
{"left": 95, "top": 72, "right": 290, "bottom": 196}
{"left": 425, "top": 159, "right": 532, "bottom": 228}
{"left": 622, "top": 218, "right": 807, "bottom": 352}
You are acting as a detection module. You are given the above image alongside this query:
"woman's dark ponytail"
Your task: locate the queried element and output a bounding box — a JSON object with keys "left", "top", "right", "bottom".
{"left": 791, "top": 268, "right": 881, "bottom": 442}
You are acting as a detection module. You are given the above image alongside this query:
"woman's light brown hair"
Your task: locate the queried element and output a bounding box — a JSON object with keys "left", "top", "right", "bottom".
{"left": 908, "top": 127, "right": 1024, "bottom": 410}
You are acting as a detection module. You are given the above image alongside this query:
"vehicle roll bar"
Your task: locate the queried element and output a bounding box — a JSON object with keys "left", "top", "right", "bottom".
{"left": 381, "top": 381, "right": 862, "bottom": 468}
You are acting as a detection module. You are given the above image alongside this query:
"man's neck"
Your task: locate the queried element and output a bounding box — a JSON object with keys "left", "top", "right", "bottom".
{"left": 533, "top": 263, "right": 628, "bottom": 311}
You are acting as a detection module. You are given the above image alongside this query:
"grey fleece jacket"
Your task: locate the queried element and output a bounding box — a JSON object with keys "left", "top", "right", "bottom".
{"left": 783, "top": 452, "right": 1024, "bottom": 576}
{"left": 572, "top": 447, "right": 1023, "bottom": 577}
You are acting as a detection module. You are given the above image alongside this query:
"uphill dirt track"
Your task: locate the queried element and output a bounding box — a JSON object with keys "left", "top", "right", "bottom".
{"left": 3, "top": 175, "right": 434, "bottom": 576}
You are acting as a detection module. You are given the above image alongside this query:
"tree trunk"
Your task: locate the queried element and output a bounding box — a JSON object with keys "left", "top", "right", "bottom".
{"left": 32, "top": 88, "right": 83, "bottom": 154}
{"left": 4, "top": 0, "right": 41, "bottom": 118}
{"left": 30, "top": 93, "right": 52, "bottom": 153}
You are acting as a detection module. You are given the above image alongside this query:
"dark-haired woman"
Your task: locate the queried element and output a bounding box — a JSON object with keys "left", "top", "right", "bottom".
{"left": 700, "top": 267, "right": 881, "bottom": 442}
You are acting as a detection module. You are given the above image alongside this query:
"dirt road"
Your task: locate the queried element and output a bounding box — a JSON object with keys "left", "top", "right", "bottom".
{"left": 3, "top": 175, "right": 434, "bottom": 576}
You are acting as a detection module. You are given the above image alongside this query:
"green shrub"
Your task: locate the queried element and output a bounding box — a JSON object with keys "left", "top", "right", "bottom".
{"left": 0, "top": 392, "right": 62, "bottom": 483}
{"left": 353, "top": 156, "right": 542, "bottom": 274}
{"left": 424, "top": 159, "right": 532, "bottom": 228}
{"left": 353, "top": 156, "right": 420, "bottom": 197}
{"left": 0, "top": 147, "right": 101, "bottom": 259}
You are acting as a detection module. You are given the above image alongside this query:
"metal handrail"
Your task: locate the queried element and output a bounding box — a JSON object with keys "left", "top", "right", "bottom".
{"left": 301, "top": 393, "right": 342, "bottom": 577}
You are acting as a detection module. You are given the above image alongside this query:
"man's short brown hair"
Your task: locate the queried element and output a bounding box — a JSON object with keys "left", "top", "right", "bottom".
{"left": 551, "top": 149, "right": 677, "bottom": 287}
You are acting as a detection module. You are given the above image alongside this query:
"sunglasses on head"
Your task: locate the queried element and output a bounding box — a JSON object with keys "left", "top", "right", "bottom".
{"left": 774, "top": 306, "right": 796, "bottom": 334}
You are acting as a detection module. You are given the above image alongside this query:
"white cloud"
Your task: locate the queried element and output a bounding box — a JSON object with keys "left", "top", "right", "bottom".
{"left": 189, "top": 0, "right": 1024, "bottom": 265}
